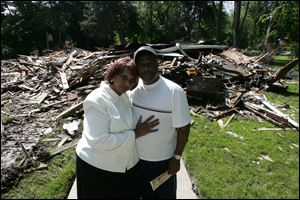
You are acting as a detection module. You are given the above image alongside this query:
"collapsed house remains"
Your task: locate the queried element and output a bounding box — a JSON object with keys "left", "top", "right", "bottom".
{"left": 1, "top": 43, "right": 299, "bottom": 192}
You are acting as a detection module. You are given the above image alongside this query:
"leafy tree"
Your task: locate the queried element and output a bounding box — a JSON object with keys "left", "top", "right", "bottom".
{"left": 47, "top": 1, "right": 86, "bottom": 49}
{"left": 1, "top": 1, "right": 299, "bottom": 58}
{"left": 14, "top": 1, "right": 54, "bottom": 54}
{"left": 134, "top": 1, "right": 217, "bottom": 43}
{"left": 271, "top": 1, "right": 299, "bottom": 43}
{"left": 246, "top": 1, "right": 299, "bottom": 50}
{"left": 80, "top": 1, "right": 140, "bottom": 48}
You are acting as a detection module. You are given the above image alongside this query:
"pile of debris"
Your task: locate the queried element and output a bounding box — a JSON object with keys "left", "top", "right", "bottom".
{"left": 1, "top": 46, "right": 132, "bottom": 191}
{"left": 156, "top": 45, "right": 299, "bottom": 130}
{"left": 1, "top": 43, "right": 298, "bottom": 192}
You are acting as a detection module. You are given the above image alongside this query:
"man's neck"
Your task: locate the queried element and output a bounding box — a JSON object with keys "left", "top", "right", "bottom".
{"left": 143, "top": 73, "right": 160, "bottom": 85}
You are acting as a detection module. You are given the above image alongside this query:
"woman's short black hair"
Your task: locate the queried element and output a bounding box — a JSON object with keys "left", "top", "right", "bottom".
{"left": 104, "top": 57, "right": 138, "bottom": 82}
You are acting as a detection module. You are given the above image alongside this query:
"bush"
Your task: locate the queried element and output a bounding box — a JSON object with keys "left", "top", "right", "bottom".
{"left": 1, "top": 45, "right": 15, "bottom": 59}
{"left": 290, "top": 43, "right": 299, "bottom": 58}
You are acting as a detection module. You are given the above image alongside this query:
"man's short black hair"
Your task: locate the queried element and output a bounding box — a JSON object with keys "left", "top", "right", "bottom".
{"left": 134, "top": 46, "right": 157, "bottom": 62}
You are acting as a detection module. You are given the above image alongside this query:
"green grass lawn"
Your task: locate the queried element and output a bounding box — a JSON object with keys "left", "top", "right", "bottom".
{"left": 272, "top": 55, "right": 295, "bottom": 66}
{"left": 183, "top": 82, "right": 299, "bottom": 199}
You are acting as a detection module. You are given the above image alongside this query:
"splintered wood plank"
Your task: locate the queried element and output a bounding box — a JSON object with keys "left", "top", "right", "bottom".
{"left": 258, "top": 127, "right": 297, "bottom": 131}
{"left": 50, "top": 138, "right": 80, "bottom": 158}
{"left": 54, "top": 102, "right": 83, "bottom": 120}
{"left": 18, "top": 84, "right": 37, "bottom": 92}
{"left": 223, "top": 113, "right": 236, "bottom": 129}
{"left": 253, "top": 95, "right": 299, "bottom": 130}
{"left": 60, "top": 72, "right": 70, "bottom": 89}
{"left": 57, "top": 136, "right": 71, "bottom": 148}
{"left": 28, "top": 92, "right": 48, "bottom": 104}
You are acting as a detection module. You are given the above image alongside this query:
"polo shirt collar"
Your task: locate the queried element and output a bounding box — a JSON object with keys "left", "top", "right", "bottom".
{"left": 142, "top": 76, "right": 162, "bottom": 91}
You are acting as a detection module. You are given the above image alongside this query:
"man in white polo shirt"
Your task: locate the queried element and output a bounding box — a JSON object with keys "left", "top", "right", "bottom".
{"left": 129, "top": 46, "right": 191, "bottom": 199}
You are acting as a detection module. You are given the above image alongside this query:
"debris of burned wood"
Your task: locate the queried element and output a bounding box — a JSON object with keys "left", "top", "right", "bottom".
{"left": 186, "top": 76, "right": 225, "bottom": 103}
{"left": 155, "top": 45, "right": 297, "bottom": 131}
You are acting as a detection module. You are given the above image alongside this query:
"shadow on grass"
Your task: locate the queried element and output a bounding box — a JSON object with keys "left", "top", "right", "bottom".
{"left": 267, "top": 85, "right": 299, "bottom": 97}
{"left": 271, "top": 60, "right": 291, "bottom": 67}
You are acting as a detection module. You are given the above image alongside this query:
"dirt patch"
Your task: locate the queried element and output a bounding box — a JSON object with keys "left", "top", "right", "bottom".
{"left": 1, "top": 110, "right": 52, "bottom": 188}
{"left": 1, "top": 92, "right": 85, "bottom": 192}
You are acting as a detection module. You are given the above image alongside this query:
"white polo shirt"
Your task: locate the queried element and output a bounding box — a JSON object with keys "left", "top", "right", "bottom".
{"left": 76, "top": 81, "right": 139, "bottom": 173}
{"left": 129, "top": 76, "right": 191, "bottom": 161}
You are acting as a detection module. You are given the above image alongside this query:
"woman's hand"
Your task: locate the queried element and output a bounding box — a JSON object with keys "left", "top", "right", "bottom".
{"left": 134, "top": 115, "right": 159, "bottom": 138}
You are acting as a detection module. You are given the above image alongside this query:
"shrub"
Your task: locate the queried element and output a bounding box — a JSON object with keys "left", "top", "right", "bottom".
{"left": 290, "top": 42, "right": 299, "bottom": 58}
{"left": 1, "top": 45, "right": 15, "bottom": 59}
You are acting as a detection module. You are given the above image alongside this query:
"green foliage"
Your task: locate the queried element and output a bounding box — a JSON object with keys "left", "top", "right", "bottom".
{"left": 273, "top": 1, "right": 299, "bottom": 43}
{"left": 80, "top": 1, "right": 140, "bottom": 48}
{"left": 113, "top": 31, "right": 121, "bottom": 45}
{"left": 133, "top": 1, "right": 222, "bottom": 43}
{"left": 1, "top": 1, "right": 299, "bottom": 58}
{"left": 243, "top": 1, "right": 299, "bottom": 50}
{"left": 290, "top": 43, "right": 299, "bottom": 58}
{"left": 1, "top": 44, "right": 15, "bottom": 59}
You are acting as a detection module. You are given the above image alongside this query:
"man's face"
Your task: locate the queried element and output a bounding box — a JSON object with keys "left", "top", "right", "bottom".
{"left": 135, "top": 54, "right": 159, "bottom": 84}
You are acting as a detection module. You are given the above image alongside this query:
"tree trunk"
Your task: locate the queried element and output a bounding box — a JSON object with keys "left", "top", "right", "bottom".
{"left": 119, "top": 32, "right": 126, "bottom": 45}
{"left": 240, "top": 1, "right": 249, "bottom": 33}
{"left": 264, "top": 23, "right": 273, "bottom": 48}
{"left": 264, "top": 2, "right": 280, "bottom": 48}
{"left": 233, "top": 1, "right": 241, "bottom": 48}
{"left": 217, "top": 1, "right": 223, "bottom": 43}
{"left": 264, "top": 15, "right": 275, "bottom": 48}
{"left": 212, "top": 1, "right": 223, "bottom": 43}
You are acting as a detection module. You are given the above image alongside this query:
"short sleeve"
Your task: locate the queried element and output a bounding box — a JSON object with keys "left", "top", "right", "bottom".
{"left": 172, "top": 88, "right": 191, "bottom": 128}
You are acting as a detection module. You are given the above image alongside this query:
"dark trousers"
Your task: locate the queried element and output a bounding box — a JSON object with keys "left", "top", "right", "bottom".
{"left": 76, "top": 155, "right": 145, "bottom": 199}
{"left": 140, "top": 159, "right": 177, "bottom": 199}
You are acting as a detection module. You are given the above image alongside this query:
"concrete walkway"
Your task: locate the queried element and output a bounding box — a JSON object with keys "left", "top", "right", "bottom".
{"left": 68, "top": 159, "right": 198, "bottom": 199}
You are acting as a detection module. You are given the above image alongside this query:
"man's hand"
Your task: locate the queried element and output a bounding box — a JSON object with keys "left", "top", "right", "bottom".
{"left": 168, "top": 157, "right": 180, "bottom": 175}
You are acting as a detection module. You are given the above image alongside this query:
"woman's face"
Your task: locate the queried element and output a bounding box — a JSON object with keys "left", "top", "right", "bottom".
{"left": 110, "top": 68, "right": 136, "bottom": 95}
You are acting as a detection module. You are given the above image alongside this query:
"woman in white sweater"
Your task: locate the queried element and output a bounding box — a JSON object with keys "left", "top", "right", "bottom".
{"left": 76, "top": 57, "right": 159, "bottom": 199}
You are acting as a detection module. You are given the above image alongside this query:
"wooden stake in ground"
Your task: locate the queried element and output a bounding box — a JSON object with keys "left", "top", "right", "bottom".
{"left": 223, "top": 114, "right": 236, "bottom": 129}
